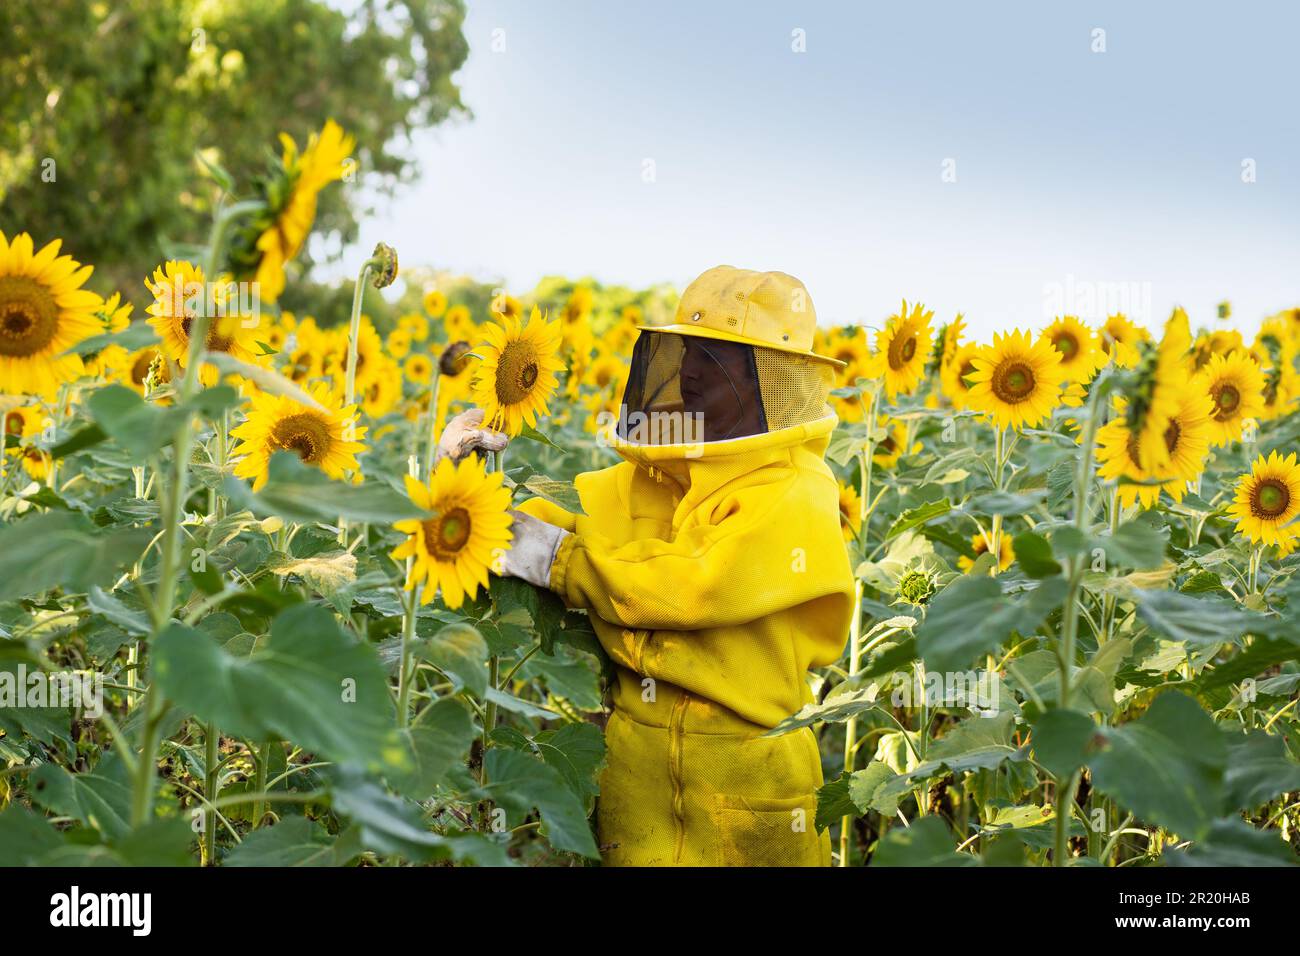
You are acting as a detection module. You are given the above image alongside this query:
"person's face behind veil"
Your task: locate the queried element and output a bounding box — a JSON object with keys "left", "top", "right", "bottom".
{"left": 679, "top": 337, "right": 766, "bottom": 442}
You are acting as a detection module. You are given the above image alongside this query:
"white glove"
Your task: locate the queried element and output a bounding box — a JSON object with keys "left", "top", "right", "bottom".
{"left": 437, "top": 408, "right": 509, "bottom": 464}
{"left": 499, "top": 510, "right": 569, "bottom": 590}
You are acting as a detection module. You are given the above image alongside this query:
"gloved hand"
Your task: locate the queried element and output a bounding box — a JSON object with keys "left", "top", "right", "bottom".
{"left": 499, "top": 510, "right": 569, "bottom": 590}
{"left": 436, "top": 408, "right": 509, "bottom": 464}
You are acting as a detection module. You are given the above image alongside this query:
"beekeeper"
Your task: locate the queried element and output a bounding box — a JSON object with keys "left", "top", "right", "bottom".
{"left": 440, "top": 266, "right": 854, "bottom": 866}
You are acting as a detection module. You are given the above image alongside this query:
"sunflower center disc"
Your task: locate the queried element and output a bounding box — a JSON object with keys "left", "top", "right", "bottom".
{"left": 0, "top": 276, "right": 59, "bottom": 357}
{"left": 271, "top": 413, "right": 331, "bottom": 464}
{"left": 1163, "top": 419, "right": 1181, "bottom": 453}
{"left": 993, "top": 362, "right": 1035, "bottom": 403}
{"left": 425, "top": 507, "right": 472, "bottom": 559}
{"left": 1215, "top": 384, "right": 1240, "bottom": 416}
{"left": 1255, "top": 480, "right": 1289, "bottom": 517}
{"left": 496, "top": 339, "right": 540, "bottom": 404}
{"left": 1055, "top": 334, "right": 1077, "bottom": 358}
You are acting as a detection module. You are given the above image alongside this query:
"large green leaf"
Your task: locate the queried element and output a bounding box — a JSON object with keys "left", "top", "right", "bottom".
{"left": 153, "top": 604, "right": 406, "bottom": 775}
{"left": 1222, "top": 730, "right": 1300, "bottom": 811}
{"left": 1030, "top": 708, "right": 1097, "bottom": 780}
{"left": 877, "top": 712, "right": 1023, "bottom": 803}
{"left": 413, "top": 623, "right": 489, "bottom": 697}
{"left": 391, "top": 699, "right": 476, "bottom": 800}
{"left": 535, "top": 722, "right": 606, "bottom": 804}
{"left": 1052, "top": 519, "right": 1168, "bottom": 570}
{"left": 0, "top": 512, "right": 151, "bottom": 601}
{"left": 29, "top": 754, "right": 133, "bottom": 841}
{"left": 484, "top": 748, "right": 599, "bottom": 858}
{"left": 222, "top": 451, "right": 427, "bottom": 525}
{"left": 917, "top": 576, "right": 1066, "bottom": 672}
{"left": 872, "top": 815, "right": 974, "bottom": 866}
{"left": 1088, "top": 692, "right": 1225, "bottom": 841}
{"left": 1134, "top": 590, "right": 1263, "bottom": 647}
{"left": 226, "top": 816, "right": 352, "bottom": 867}
{"left": 1163, "top": 817, "right": 1298, "bottom": 867}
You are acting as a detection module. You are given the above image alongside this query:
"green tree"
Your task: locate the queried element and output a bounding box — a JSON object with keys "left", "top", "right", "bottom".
{"left": 0, "top": 0, "right": 468, "bottom": 300}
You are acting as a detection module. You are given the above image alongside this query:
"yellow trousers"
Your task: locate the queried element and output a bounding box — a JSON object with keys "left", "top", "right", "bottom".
{"left": 597, "top": 679, "right": 831, "bottom": 867}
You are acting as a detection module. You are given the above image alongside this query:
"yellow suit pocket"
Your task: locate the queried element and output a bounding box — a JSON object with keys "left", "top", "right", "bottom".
{"left": 713, "top": 793, "right": 824, "bottom": 867}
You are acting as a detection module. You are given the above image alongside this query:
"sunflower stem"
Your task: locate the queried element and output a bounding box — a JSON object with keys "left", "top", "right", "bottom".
{"left": 396, "top": 454, "right": 421, "bottom": 728}
{"left": 338, "top": 252, "right": 385, "bottom": 544}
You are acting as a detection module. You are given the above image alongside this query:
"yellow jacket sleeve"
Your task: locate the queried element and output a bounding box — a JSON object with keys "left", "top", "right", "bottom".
{"left": 549, "top": 479, "right": 849, "bottom": 632}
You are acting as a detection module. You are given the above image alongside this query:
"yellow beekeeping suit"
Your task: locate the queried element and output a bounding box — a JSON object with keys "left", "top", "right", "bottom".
{"left": 519, "top": 413, "right": 854, "bottom": 865}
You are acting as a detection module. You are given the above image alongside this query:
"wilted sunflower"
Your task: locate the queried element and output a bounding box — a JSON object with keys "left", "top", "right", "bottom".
{"left": 145, "top": 261, "right": 262, "bottom": 384}
{"left": 390, "top": 455, "right": 513, "bottom": 609}
{"left": 1095, "top": 392, "right": 1213, "bottom": 508}
{"left": 1099, "top": 313, "right": 1150, "bottom": 369}
{"left": 940, "top": 341, "right": 981, "bottom": 410}
{"left": 966, "top": 330, "right": 1064, "bottom": 430}
{"left": 1040, "top": 316, "right": 1106, "bottom": 383}
{"left": 1226, "top": 451, "right": 1300, "bottom": 555}
{"left": 959, "top": 532, "right": 1015, "bottom": 573}
{"left": 404, "top": 353, "right": 434, "bottom": 385}
{"left": 471, "top": 306, "right": 564, "bottom": 436}
{"left": 241, "top": 120, "right": 355, "bottom": 303}
{"left": 837, "top": 479, "right": 862, "bottom": 543}
{"left": 0, "top": 231, "right": 101, "bottom": 397}
{"left": 230, "top": 383, "right": 366, "bottom": 491}
{"left": 1124, "top": 308, "right": 1192, "bottom": 473}
{"left": 875, "top": 300, "right": 933, "bottom": 399}
{"left": 1195, "top": 351, "right": 1265, "bottom": 446}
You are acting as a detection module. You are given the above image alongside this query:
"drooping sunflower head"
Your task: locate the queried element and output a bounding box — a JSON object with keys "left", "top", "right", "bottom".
{"left": 230, "top": 382, "right": 367, "bottom": 491}
{"left": 0, "top": 231, "right": 101, "bottom": 397}
{"left": 390, "top": 455, "right": 514, "bottom": 609}
{"left": 471, "top": 306, "right": 564, "bottom": 437}
{"left": 1040, "top": 316, "right": 1106, "bottom": 383}
{"left": 1226, "top": 451, "right": 1300, "bottom": 555}
{"left": 875, "top": 300, "right": 933, "bottom": 399}
{"left": 966, "top": 330, "right": 1064, "bottom": 431}
{"left": 1195, "top": 351, "right": 1265, "bottom": 446}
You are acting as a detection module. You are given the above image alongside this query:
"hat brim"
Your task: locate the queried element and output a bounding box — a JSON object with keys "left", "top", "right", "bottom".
{"left": 635, "top": 324, "right": 847, "bottom": 369}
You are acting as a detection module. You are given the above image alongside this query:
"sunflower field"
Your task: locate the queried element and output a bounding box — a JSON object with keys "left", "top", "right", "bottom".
{"left": 1, "top": 116, "right": 1299, "bottom": 869}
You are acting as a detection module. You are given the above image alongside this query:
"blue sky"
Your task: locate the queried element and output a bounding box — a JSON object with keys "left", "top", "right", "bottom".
{"left": 331, "top": 0, "right": 1299, "bottom": 340}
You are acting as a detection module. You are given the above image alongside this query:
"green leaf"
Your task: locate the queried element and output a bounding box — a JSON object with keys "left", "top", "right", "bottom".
{"left": 30, "top": 754, "right": 132, "bottom": 841}
{"left": 226, "top": 816, "right": 348, "bottom": 867}
{"left": 87, "top": 384, "right": 240, "bottom": 458}
{"left": 153, "top": 604, "right": 407, "bottom": 775}
{"left": 1030, "top": 708, "right": 1096, "bottom": 779}
{"left": 1052, "top": 520, "right": 1168, "bottom": 570}
{"left": 1134, "top": 590, "right": 1262, "bottom": 647}
{"left": 970, "top": 491, "right": 1045, "bottom": 516}
{"left": 873, "top": 815, "right": 974, "bottom": 866}
{"left": 521, "top": 476, "right": 586, "bottom": 515}
{"left": 391, "top": 699, "right": 476, "bottom": 800}
{"left": 877, "top": 712, "right": 1023, "bottom": 803}
{"left": 1012, "top": 531, "right": 1061, "bottom": 579}
{"left": 1088, "top": 692, "right": 1226, "bottom": 841}
{"left": 484, "top": 748, "right": 599, "bottom": 857}
{"left": 50, "top": 422, "right": 107, "bottom": 458}
{"left": 86, "top": 585, "right": 150, "bottom": 636}
{"left": 814, "top": 772, "right": 857, "bottom": 833}
{"left": 535, "top": 722, "right": 606, "bottom": 804}
{"left": 1163, "top": 817, "right": 1298, "bottom": 867}
{"left": 222, "top": 451, "right": 427, "bottom": 525}
{"left": 849, "top": 761, "right": 901, "bottom": 816}
{"left": 917, "top": 577, "right": 1067, "bottom": 672}
{"left": 0, "top": 512, "right": 151, "bottom": 601}
{"left": 413, "top": 623, "right": 489, "bottom": 697}
{"left": 1222, "top": 730, "right": 1300, "bottom": 812}
{"left": 519, "top": 422, "right": 563, "bottom": 450}
{"left": 0, "top": 805, "right": 65, "bottom": 865}
{"left": 886, "top": 498, "right": 951, "bottom": 540}
{"left": 62, "top": 321, "right": 159, "bottom": 357}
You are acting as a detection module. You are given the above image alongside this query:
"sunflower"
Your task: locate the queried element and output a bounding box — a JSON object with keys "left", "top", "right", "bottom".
{"left": 79, "top": 292, "right": 135, "bottom": 378}
{"left": 399, "top": 312, "right": 430, "bottom": 342}
{"left": 837, "top": 479, "right": 862, "bottom": 543}
{"left": 583, "top": 352, "right": 625, "bottom": 394}
{"left": 331, "top": 317, "right": 385, "bottom": 391}
{"left": 444, "top": 304, "right": 476, "bottom": 343}
{"left": 940, "top": 341, "right": 981, "bottom": 410}
{"left": 422, "top": 290, "right": 447, "bottom": 320}
{"left": 966, "top": 330, "right": 1064, "bottom": 430}
{"left": 0, "top": 232, "right": 101, "bottom": 397}
{"left": 471, "top": 306, "right": 564, "bottom": 436}
{"left": 1191, "top": 329, "right": 1245, "bottom": 370}
{"left": 360, "top": 356, "right": 402, "bottom": 418}
{"left": 1040, "top": 316, "right": 1106, "bottom": 384}
{"left": 931, "top": 312, "right": 966, "bottom": 372}
{"left": 1099, "top": 313, "right": 1150, "bottom": 369}
{"left": 230, "top": 382, "right": 366, "bottom": 491}
{"left": 1195, "top": 351, "right": 1265, "bottom": 446}
{"left": 1125, "top": 308, "right": 1192, "bottom": 473}
{"left": 404, "top": 353, "right": 434, "bottom": 385}
{"left": 823, "top": 326, "right": 875, "bottom": 384}
{"left": 386, "top": 328, "right": 412, "bottom": 360}
{"left": 145, "top": 261, "right": 262, "bottom": 384}
{"left": 390, "top": 455, "right": 513, "bottom": 609}
{"left": 1095, "top": 392, "right": 1213, "bottom": 508}
{"left": 489, "top": 294, "right": 524, "bottom": 323}
{"left": 1226, "top": 451, "right": 1300, "bottom": 555}
{"left": 245, "top": 120, "right": 354, "bottom": 303}
{"left": 3, "top": 402, "right": 51, "bottom": 481}
{"left": 116, "top": 347, "right": 169, "bottom": 398}
{"left": 875, "top": 300, "right": 933, "bottom": 399}
{"left": 959, "top": 532, "right": 1015, "bottom": 573}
